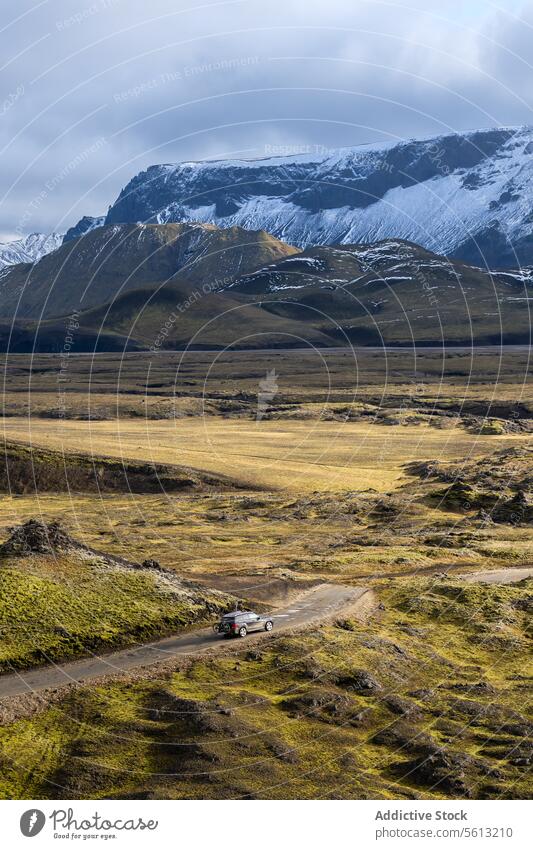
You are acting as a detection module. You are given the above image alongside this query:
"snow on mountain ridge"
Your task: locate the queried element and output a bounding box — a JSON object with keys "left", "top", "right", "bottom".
{"left": 149, "top": 125, "right": 529, "bottom": 171}
{"left": 62, "top": 215, "right": 105, "bottom": 243}
{"left": 104, "top": 126, "right": 533, "bottom": 268}
{"left": 0, "top": 233, "right": 63, "bottom": 270}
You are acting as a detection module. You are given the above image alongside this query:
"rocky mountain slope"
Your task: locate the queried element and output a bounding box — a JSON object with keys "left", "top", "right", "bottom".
{"left": 0, "top": 232, "right": 63, "bottom": 270}
{"left": 62, "top": 215, "right": 105, "bottom": 243}
{"left": 0, "top": 222, "right": 296, "bottom": 319}
{"left": 225, "top": 239, "right": 532, "bottom": 345}
{"left": 3, "top": 237, "right": 530, "bottom": 352}
{"left": 103, "top": 126, "right": 533, "bottom": 268}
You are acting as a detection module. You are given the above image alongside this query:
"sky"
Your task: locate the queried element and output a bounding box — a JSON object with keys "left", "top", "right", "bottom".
{"left": 1, "top": 0, "right": 532, "bottom": 239}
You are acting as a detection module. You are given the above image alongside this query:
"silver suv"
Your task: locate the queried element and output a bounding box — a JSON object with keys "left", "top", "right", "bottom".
{"left": 214, "top": 610, "right": 274, "bottom": 638}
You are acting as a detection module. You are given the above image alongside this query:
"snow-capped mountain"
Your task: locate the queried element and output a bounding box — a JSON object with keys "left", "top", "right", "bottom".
{"left": 104, "top": 126, "right": 533, "bottom": 268}
{"left": 62, "top": 215, "right": 105, "bottom": 243}
{"left": 0, "top": 233, "right": 63, "bottom": 270}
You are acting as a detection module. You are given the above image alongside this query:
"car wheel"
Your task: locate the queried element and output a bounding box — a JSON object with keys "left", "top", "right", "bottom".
{"left": 265, "top": 620, "right": 273, "bottom": 632}
{"left": 238, "top": 626, "right": 247, "bottom": 637}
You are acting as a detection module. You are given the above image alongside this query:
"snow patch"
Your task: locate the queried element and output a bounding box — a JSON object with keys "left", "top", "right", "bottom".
{"left": 0, "top": 233, "right": 63, "bottom": 269}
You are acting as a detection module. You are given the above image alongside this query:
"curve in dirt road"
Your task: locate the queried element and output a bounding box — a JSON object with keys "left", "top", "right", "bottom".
{"left": 1, "top": 568, "right": 528, "bottom": 701}
{"left": 0, "top": 584, "right": 370, "bottom": 700}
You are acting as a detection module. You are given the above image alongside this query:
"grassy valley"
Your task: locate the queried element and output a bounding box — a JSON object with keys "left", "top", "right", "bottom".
{"left": 0, "top": 347, "right": 530, "bottom": 800}
{"left": 0, "top": 576, "right": 530, "bottom": 800}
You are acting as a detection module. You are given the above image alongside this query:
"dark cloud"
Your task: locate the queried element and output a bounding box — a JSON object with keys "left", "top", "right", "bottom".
{"left": 1, "top": 0, "right": 531, "bottom": 237}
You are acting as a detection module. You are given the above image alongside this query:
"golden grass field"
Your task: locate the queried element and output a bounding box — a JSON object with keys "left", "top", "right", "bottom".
{"left": 1, "top": 416, "right": 529, "bottom": 492}
{"left": 0, "top": 351, "right": 532, "bottom": 801}
{"left": 0, "top": 488, "right": 530, "bottom": 591}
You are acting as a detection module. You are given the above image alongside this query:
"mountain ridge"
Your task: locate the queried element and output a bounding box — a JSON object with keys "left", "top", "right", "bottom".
{"left": 2, "top": 236, "right": 529, "bottom": 352}
{"left": 0, "top": 232, "right": 63, "bottom": 270}
{"left": 0, "top": 222, "right": 297, "bottom": 320}
{"left": 101, "top": 126, "right": 533, "bottom": 268}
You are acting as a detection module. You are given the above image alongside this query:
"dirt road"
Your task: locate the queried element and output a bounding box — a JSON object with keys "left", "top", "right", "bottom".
{"left": 1, "top": 566, "right": 529, "bottom": 701}
{"left": 0, "top": 584, "right": 370, "bottom": 699}
{"left": 459, "top": 566, "right": 533, "bottom": 584}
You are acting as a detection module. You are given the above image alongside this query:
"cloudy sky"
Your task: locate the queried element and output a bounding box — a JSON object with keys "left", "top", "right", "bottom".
{"left": 1, "top": 0, "right": 532, "bottom": 239}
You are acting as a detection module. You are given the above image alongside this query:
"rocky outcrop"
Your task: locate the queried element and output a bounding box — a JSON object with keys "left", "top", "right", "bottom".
{"left": 0, "top": 519, "right": 81, "bottom": 555}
